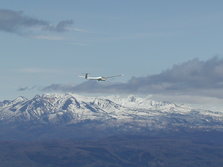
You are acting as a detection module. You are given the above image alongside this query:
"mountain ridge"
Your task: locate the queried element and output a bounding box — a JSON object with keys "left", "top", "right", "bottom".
{"left": 0, "top": 93, "right": 222, "bottom": 130}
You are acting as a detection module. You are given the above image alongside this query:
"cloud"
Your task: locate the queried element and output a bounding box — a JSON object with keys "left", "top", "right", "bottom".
{"left": 124, "top": 56, "right": 223, "bottom": 93}
{"left": 17, "top": 86, "right": 37, "bottom": 92}
{"left": 44, "top": 20, "right": 74, "bottom": 32}
{"left": 0, "top": 9, "right": 73, "bottom": 34}
{"left": 70, "top": 27, "right": 88, "bottom": 33}
{"left": 42, "top": 57, "right": 223, "bottom": 99}
{"left": 17, "top": 87, "right": 30, "bottom": 91}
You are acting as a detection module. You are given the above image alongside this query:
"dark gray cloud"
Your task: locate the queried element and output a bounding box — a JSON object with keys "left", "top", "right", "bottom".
{"left": 44, "top": 20, "right": 74, "bottom": 32}
{"left": 18, "top": 87, "right": 29, "bottom": 91}
{"left": 0, "top": 9, "right": 73, "bottom": 34}
{"left": 18, "top": 86, "right": 37, "bottom": 92}
{"left": 126, "top": 56, "right": 223, "bottom": 92}
{"left": 42, "top": 57, "right": 223, "bottom": 98}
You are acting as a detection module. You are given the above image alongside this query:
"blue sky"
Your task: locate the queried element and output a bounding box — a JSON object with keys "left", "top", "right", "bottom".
{"left": 1, "top": 0, "right": 223, "bottom": 100}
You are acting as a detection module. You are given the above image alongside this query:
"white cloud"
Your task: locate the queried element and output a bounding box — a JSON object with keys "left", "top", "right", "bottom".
{"left": 68, "top": 27, "right": 89, "bottom": 33}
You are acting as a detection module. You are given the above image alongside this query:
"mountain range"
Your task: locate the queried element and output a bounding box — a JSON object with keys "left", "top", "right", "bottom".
{"left": 0, "top": 93, "right": 223, "bottom": 132}
{"left": 1, "top": 94, "right": 223, "bottom": 166}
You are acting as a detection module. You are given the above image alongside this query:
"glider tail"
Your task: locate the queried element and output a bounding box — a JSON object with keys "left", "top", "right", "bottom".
{"left": 85, "top": 73, "right": 88, "bottom": 79}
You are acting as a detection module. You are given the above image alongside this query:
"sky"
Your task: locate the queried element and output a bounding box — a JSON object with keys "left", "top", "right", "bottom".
{"left": 1, "top": 0, "right": 223, "bottom": 108}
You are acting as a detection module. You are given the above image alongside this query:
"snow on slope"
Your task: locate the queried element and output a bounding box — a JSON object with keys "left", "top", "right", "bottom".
{"left": 0, "top": 93, "right": 223, "bottom": 129}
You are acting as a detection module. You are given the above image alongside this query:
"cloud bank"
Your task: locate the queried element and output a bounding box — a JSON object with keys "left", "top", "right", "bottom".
{"left": 43, "top": 57, "right": 223, "bottom": 99}
{"left": 0, "top": 9, "right": 73, "bottom": 34}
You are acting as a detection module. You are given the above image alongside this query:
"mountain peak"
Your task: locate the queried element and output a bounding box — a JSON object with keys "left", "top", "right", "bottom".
{"left": 13, "top": 96, "right": 27, "bottom": 103}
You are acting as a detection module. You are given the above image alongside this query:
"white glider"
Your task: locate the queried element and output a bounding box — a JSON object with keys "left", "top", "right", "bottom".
{"left": 80, "top": 73, "right": 123, "bottom": 81}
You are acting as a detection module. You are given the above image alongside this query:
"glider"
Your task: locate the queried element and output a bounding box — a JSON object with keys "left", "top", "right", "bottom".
{"left": 80, "top": 73, "right": 123, "bottom": 81}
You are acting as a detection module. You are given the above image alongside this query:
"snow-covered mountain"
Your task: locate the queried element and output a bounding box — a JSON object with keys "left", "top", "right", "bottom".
{"left": 0, "top": 93, "right": 223, "bottom": 131}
